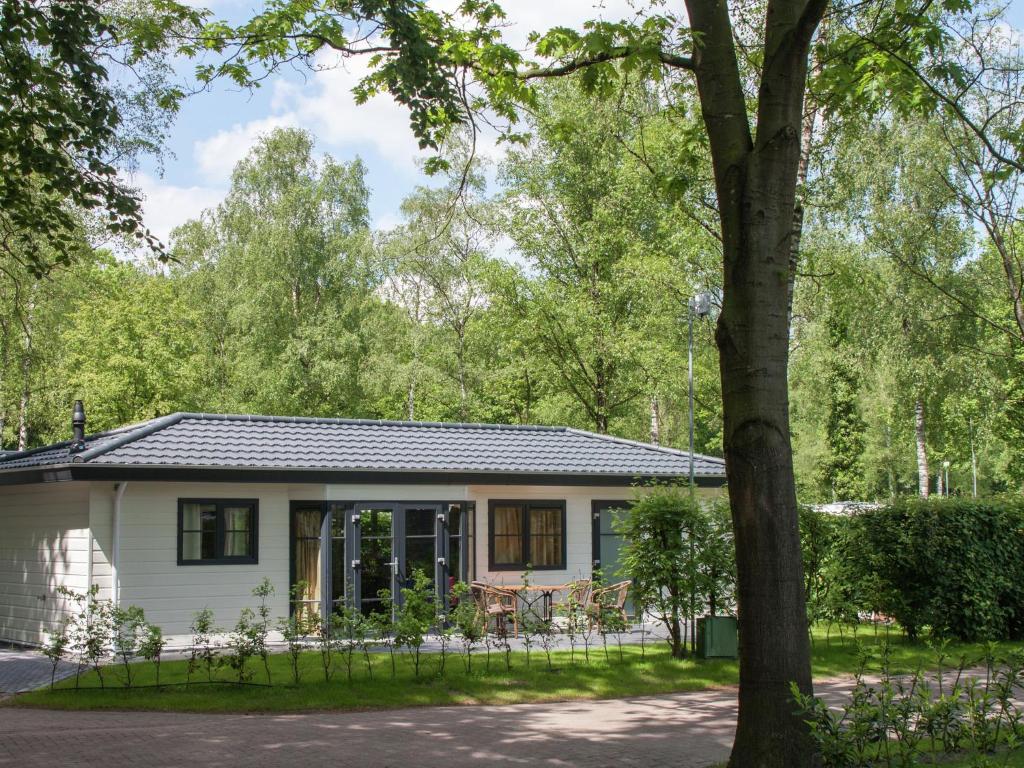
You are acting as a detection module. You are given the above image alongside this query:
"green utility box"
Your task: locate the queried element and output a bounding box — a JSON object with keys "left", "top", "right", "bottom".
{"left": 696, "top": 615, "right": 738, "bottom": 659}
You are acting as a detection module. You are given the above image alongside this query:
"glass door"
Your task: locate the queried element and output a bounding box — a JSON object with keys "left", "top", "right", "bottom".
{"left": 350, "top": 505, "right": 396, "bottom": 615}
{"left": 591, "top": 500, "right": 633, "bottom": 615}
{"left": 292, "top": 500, "right": 473, "bottom": 619}
{"left": 399, "top": 505, "right": 441, "bottom": 593}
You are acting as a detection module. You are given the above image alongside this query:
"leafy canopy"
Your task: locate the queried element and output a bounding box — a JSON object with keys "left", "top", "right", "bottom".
{"left": 0, "top": 0, "right": 204, "bottom": 275}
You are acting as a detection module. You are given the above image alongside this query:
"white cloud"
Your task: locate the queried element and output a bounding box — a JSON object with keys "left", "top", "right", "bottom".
{"left": 130, "top": 172, "right": 224, "bottom": 246}
{"left": 274, "top": 57, "right": 426, "bottom": 173}
{"left": 189, "top": 1, "right": 643, "bottom": 184}
{"left": 162, "top": 1, "right": 650, "bottom": 239}
{"left": 193, "top": 114, "right": 299, "bottom": 183}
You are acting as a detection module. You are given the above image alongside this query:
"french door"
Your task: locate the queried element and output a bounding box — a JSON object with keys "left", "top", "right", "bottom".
{"left": 290, "top": 501, "right": 470, "bottom": 620}
{"left": 591, "top": 500, "right": 634, "bottom": 615}
{"left": 347, "top": 503, "right": 444, "bottom": 615}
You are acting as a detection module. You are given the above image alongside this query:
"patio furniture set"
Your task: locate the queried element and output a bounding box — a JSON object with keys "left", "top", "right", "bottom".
{"left": 469, "top": 579, "right": 631, "bottom": 637}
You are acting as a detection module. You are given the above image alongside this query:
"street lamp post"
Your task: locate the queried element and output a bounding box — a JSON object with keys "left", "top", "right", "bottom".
{"left": 688, "top": 292, "right": 714, "bottom": 500}
{"left": 687, "top": 291, "right": 714, "bottom": 655}
{"left": 942, "top": 460, "right": 950, "bottom": 497}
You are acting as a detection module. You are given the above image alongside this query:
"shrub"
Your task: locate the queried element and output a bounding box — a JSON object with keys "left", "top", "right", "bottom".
{"left": 58, "top": 584, "right": 113, "bottom": 689}
{"left": 138, "top": 622, "right": 165, "bottom": 686}
{"left": 226, "top": 607, "right": 262, "bottom": 683}
{"left": 277, "top": 582, "right": 315, "bottom": 685}
{"left": 618, "top": 483, "right": 736, "bottom": 658}
{"left": 251, "top": 578, "right": 275, "bottom": 684}
{"left": 450, "top": 582, "right": 485, "bottom": 674}
{"left": 40, "top": 619, "right": 70, "bottom": 690}
{"left": 792, "top": 642, "right": 1024, "bottom": 767}
{"left": 836, "top": 497, "right": 1024, "bottom": 641}
{"left": 110, "top": 604, "right": 146, "bottom": 687}
{"left": 188, "top": 607, "right": 219, "bottom": 683}
{"left": 393, "top": 570, "right": 435, "bottom": 678}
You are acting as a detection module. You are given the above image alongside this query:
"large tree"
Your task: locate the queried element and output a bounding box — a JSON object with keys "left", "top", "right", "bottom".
{"left": 171, "top": 128, "right": 375, "bottom": 417}
{"left": 179, "top": 2, "right": 1022, "bottom": 764}
{"left": 0, "top": 0, "right": 203, "bottom": 275}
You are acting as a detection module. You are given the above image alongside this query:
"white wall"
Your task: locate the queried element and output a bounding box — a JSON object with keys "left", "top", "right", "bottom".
{"left": 105, "top": 481, "right": 294, "bottom": 646}
{"left": 1, "top": 478, "right": 722, "bottom": 647}
{"left": 0, "top": 482, "right": 90, "bottom": 645}
{"left": 105, "top": 481, "right": 472, "bottom": 646}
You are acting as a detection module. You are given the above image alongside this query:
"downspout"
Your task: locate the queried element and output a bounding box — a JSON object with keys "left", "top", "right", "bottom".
{"left": 112, "top": 482, "right": 128, "bottom": 605}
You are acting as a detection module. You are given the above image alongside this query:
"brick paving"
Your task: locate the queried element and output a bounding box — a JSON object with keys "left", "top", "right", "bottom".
{"left": 0, "top": 680, "right": 862, "bottom": 768}
{"left": 0, "top": 691, "right": 736, "bottom": 767}
{"left": 0, "top": 646, "right": 75, "bottom": 694}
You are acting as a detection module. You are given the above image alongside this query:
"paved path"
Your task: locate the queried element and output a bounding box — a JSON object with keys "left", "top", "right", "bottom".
{"left": 0, "top": 646, "right": 75, "bottom": 694}
{"left": 0, "top": 691, "right": 736, "bottom": 767}
{"left": 0, "top": 680, "right": 858, "bottom": 768}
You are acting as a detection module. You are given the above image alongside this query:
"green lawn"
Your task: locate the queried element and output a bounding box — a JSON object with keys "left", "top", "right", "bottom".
{"left": 9, "top": 629, "right": 1024, "bottom": 714}
{"left": 942, "top": 748, "right": 1024, "bottom": 767}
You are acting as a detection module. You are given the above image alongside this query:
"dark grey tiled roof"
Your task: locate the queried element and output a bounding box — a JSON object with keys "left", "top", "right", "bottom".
{"left": 0, "top": 413, "right": 726, "bottom": 479}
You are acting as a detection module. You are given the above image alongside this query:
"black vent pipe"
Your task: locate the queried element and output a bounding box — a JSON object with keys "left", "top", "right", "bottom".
{"left": 71, "top": 400, "right": 86, "bottom": 451}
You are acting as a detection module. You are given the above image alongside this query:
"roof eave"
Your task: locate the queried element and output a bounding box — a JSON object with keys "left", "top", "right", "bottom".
{"left": 0, "top": 463, "right": 727, "bottom": 488}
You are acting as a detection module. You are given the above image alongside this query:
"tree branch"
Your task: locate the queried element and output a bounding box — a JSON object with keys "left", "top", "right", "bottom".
{"left": 519, "top": 47, "right": 694, "bottom": 80}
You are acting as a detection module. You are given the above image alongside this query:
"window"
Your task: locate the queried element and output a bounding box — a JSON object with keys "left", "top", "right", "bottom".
{"left": 488, "top": 500, "right": 565, "bottom": 570}
{"left": 178, "top": 499, "right": 258, "bottom": 565}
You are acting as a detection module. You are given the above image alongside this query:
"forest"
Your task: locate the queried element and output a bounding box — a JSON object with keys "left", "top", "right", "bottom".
{"left": 1, "top": 74, "right": 1021, "bottom": 503}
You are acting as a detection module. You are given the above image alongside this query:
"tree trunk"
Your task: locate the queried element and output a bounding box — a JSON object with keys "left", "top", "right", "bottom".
{"left": 915, "top": 399, "right": 929, "bottom": 497}
{"left": 988, "top": 222, "right": 1024, "bottom": 341}
{"left": 17, "top": 299, "right": 34, "bottom": 452}
{"left": 685, "top": 1, "right": 825, "bottom": 765}
{"left": 936, "top": 468, "right": 944, "bottom": 497}
{"left": 594, "top": 357, "right": 609, "bottom": 433}
{"left": 649, "top": 396, "right": 661, "bottom": 445}
{"left": 456, "top": 329, "right": 468, "bottom": 421}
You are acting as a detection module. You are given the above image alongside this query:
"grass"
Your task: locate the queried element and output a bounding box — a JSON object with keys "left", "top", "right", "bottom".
{"left": 9, "top": 627, "right": 1024, "bottom": 714}
{"left": 941, "top": 748, "right": 1024, "bottom": 767}
{"left": 12, "top": 644, "right": 738, "bottom": 713}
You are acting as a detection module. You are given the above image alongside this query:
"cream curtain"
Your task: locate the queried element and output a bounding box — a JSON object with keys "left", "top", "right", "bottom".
{"left": 529, "top": 507, "right": 562, "bottom": 567}
{"left": 493, "top": 505, "right": 523, "bottom": 564}
{"left": 294, "top": 510, "right": 322, "bottom": 620}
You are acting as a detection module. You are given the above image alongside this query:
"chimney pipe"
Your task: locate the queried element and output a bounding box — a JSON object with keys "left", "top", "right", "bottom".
{"left": 71, "top": 400, "right": 86, "bottom": 451}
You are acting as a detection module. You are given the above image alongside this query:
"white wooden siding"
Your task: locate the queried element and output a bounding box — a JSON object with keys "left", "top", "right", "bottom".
{"left": 0, "top": 482, "right": 90, "bottom": 645}
{"left": 110, "top": 482, "right": 292, "bottom": 646}
{"left": 1, "top": 478, "right": 721, "bottom": 648}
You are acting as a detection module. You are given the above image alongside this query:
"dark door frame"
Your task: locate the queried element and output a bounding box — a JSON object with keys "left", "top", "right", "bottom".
{"left": 291, "top": 499, "right": 473, "bottom": 616}
{"left": 590, "top": 499, "right": 634, "bottom": 580}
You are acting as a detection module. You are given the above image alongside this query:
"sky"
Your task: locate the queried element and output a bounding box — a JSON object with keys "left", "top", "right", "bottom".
{"left": 133, "top": 0, "right": 1024, "bottom": 247}
{"left": 134, "top": 0, "right": 640, "bottom": 246}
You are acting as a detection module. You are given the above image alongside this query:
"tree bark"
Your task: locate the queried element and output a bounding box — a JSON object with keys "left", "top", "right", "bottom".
{"left": 16, "top": 295, "right": 35, "bottom": 452}
{"left": 915, "top": 399, "right": 929, "bottom": 497}
{"left": 684, "top": 0, "right": 826, "bottom": 765}
{"left": 649, "top": 396, "right": 661, "bottom": 445}
{"left": 990, "top": 225, "right": 1024, "bottom": 341}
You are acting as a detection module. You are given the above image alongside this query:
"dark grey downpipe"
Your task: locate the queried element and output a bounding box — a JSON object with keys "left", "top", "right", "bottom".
{"left": 71, "top": 400, "right": 86, "bottom": 451}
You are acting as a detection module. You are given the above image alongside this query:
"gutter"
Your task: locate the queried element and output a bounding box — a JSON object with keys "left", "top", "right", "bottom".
{"left": 112, "top": 482, "right": 128, "bottom": 605}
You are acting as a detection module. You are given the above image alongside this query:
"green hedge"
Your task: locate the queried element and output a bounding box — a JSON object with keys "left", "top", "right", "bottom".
{"left": 819, "top": 497, "right": 1024, "bottom": 641}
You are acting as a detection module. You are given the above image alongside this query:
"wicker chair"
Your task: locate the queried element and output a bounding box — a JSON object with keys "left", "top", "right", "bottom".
{"left": 550, "top": 579, "right": 592, "bottom": 624}
{"left": 471, "top": 581, "right": 519, "bottom": 637}
{"left": 588, "top": 580, "right": 631, "bottom": 630}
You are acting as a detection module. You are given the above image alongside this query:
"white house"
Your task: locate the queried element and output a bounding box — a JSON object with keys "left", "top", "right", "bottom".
{"left": 0, "top": 406, "right": 725, "bottom": 646}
